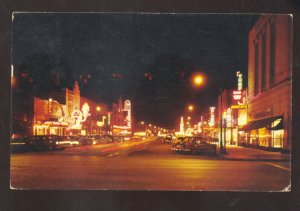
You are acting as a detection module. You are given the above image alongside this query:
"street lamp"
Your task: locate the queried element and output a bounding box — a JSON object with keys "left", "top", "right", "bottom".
{"left": 189, "top": 72, "right": 227, "bottom": 154}
{"left": 191, "top": 72, "right": 206, "bottom": 88}
{"left": 96, "top": 106, "right": 101, "bottom": 134}
{"left": 219, "top": 88, "right": 227, "bottom": 154}
{"left": 96, "top": 106, "right": 101, "bottom": 112}
{"left": 188, "top": 105, "right": 194, "bottom": 112}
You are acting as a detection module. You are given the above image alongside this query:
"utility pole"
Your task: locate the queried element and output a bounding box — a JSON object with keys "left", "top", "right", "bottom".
{"left": 223, "top": 118, "right": 227, "bottom": 153}
{"left": 201, "top": 115, "right": 204, "bottom": 140}
{"left": 219, "top": 88, "right": 224, "bottom": 153}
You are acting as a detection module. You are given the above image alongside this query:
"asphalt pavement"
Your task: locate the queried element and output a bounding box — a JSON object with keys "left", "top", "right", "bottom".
{"left": 10, "top": 138, "right": 291, "bottom": 191}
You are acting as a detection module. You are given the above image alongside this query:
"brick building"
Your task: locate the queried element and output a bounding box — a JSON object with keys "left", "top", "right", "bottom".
{"left": 241, "top": 15, "right": 292, "bottom": 151}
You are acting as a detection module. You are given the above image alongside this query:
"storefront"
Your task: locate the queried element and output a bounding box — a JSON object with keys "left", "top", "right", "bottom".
{"left": 33, "top": 121, "right": 68, "bottom": 136}
{"left": 240, "top": 115, "right": 284, "bottom": 149}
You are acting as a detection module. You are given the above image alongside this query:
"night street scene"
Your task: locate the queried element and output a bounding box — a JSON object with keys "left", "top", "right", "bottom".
{"left": 11, "top": 13, "right": 292, "bottom": 191}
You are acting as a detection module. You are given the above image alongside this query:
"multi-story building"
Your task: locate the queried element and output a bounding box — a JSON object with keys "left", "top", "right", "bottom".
{"left": 12, "top": 79, "right": 133, "bottom": 137}
{"left": 24, "top": 81, "right": 110, "bottom": 136}
{"left": 241, "top": 15, "right": 292, "bottom": 151}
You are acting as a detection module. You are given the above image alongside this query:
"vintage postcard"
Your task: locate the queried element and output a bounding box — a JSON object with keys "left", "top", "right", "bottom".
{"left": 10, "top": 13, "right": 292, "bottom": 191}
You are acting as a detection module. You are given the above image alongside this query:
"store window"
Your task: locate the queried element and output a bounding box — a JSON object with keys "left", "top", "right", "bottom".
{"left": 258, "top": 128, "right": 271, "bottom": 147}
{"left": 249, "top": 130, "right": 259, "bottom": 146}
{"left": 272, "top": 119, "right": 283, "bottom": 148}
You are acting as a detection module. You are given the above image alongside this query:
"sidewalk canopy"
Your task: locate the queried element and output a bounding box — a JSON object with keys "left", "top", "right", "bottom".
{"left": 239, "top": 115, "right": 283, "bottom": 131}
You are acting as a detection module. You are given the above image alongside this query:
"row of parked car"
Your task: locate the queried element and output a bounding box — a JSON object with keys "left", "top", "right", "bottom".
{"left": 162, "top": 135, "right": 217, "bottom": 155}
{"left": 171, "top": 136, "right": 217, "bottom": 155}
{"left": 11, "top": 134, "right": 129, "bottom": 151}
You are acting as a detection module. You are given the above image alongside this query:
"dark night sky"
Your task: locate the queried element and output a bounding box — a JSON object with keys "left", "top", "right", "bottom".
{"left": 12, "top": 13, "right": 259, "bottom": 129}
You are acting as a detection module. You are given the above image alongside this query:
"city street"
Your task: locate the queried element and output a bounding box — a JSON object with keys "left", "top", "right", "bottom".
{"left": 10, "top": 138, "right": 290, "bottom": 191}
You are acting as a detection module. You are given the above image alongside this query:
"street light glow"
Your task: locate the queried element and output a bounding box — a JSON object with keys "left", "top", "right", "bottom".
{"left": 96, "top": 106, "right": 101, "bottom": 112}
{"left": 188, "top": 105, "right": 194, "bottom": 111}
{"left": 191, "top": 72, "right": 206, "bottom": 88}
{"left": 194, "top": 75, "right": 203, "bottom": 85}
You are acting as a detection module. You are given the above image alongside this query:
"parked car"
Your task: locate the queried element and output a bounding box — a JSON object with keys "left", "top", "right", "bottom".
{"left": 112, "top": 135, "right": 125, "bottom": 143}
{"left": 99, "top": 135, "right": 114, "bottom": 144}
{"left": 162, "top": 135, "right": 173, "bottom": 144}
{"left": 27, "top": 135, "right": 71, "bottom": 150}
{"left": 76, "top": 136, "right": 94, "bottom": 145}
{"left": 171, "top": 136, "right": 217, "bottom": 155}
{"left": 62, "top": 136, "right": 81, "bottom": 147}
{"left": 131, "top": 136, "right": 142, "bottom": 141}
{"left": 10, "top": 137, "right": 30, "bottom": 153}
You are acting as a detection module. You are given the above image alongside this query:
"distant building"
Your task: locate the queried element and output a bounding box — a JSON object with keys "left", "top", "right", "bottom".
{"left": 111, "top": 97, "right": 132, "bottom": 135}
{"left": 12, "top": 80, "right": 134, "bottom": 137}
{"left": 13, "top": 81, "right": 111, "bottom": 137}
{"left": 241, "top": 15, "right": 292, "bottom": 151}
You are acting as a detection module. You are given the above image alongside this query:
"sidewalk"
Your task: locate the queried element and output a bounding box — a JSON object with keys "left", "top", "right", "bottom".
{"left": 218, "top": 145, "right": 290, "bottom": 162}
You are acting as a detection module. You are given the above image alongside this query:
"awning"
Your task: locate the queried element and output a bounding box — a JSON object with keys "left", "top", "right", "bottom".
{"left": 239, "top": 115, "right": 283, "bottom": 131}
{"left": 266, "top": 117, "right": 284, "bottom": 130}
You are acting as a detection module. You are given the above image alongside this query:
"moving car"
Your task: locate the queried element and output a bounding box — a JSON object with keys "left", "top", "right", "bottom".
{"left": 171, "top": 136, "right": 217, "bottom": 155}
{"left": 27, "top": 135, "right": 71, "bottom": 150}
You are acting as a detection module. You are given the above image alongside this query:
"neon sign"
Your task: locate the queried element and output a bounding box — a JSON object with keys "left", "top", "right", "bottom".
{"left": 209, "top": 107, "right": 216, "bottom": 127}
{"left": 69, "top": 102, "right": 90, "bottom": 129}
{"left": 237, "top": 71, "right": 243, "bottom": 91}
{"left": 231, "top": 104, "right": 246, "bottom": 109}
{"left": 124, "top": 100, "right": 131, "bottom": 128}
{"left": 233, "top": 90, "right": 242, "bottom": 100}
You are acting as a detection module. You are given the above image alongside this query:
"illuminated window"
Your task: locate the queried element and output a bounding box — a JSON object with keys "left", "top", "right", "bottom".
{"left": 272, "top": 119, "right": 283, "bottom": 148}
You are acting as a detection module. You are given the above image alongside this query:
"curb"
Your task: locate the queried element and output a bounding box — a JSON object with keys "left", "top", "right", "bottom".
{"left": 219, "top": 157, "right": 290, "bottom": 162}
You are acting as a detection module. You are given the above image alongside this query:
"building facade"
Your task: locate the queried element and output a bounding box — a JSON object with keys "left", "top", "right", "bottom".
{"left": 12, "top": 80, "right": 133, "bottom": 137}
{"left": 242, "top": 15, "right": 292, "bottom": 150}
{"left": 111, "top": 97, "right": 132, "bottom": 135}
{"left": 218, "top": 89, "right": 240, "bottom": 146}
{"left": 32, "top": 81, "right": 110, "bottom": 136}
